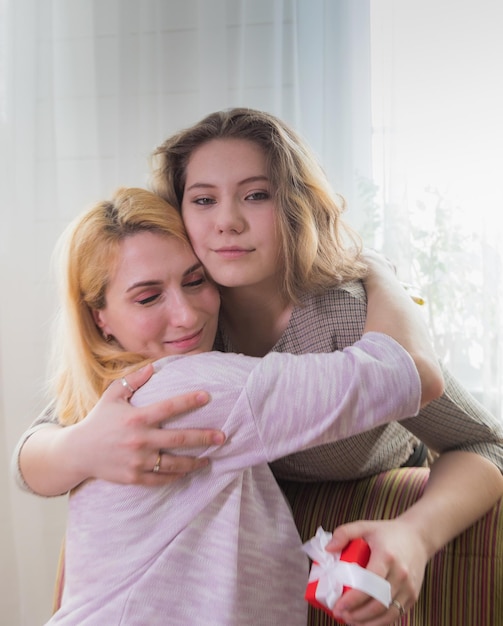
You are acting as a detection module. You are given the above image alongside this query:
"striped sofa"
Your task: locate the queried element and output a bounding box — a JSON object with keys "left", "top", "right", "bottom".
{"left": 53, "top": 467, "right": 502, "bottom": 624}
{"left": 280, "top": 467, "right": 503, "bottom": 625}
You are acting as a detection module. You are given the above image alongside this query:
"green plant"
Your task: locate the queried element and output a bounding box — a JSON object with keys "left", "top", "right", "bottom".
{"left": 355, "top": 176, "right": 500, "bottom": 413}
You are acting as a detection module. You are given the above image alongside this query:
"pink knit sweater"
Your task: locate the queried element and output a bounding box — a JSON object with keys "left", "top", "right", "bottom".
{"left": 48, "top": 333, "right": 420, "bottom": 625}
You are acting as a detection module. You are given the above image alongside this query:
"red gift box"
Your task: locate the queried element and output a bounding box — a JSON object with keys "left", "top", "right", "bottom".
{"left": 302, "top": 527, "right": 391, "bottom": 623}
{"left": 305, "top": 538, "right": 370, "bottom": 623}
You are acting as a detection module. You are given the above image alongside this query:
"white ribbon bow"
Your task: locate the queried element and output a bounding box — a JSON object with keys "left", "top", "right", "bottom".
{"left": 302, "top": 527, "right": 391, "bottom": 612}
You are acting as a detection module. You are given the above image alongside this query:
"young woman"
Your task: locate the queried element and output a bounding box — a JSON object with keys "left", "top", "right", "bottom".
{"left": 14, "top": 109, "right": 503, "bottom": 625}
{"left": 152, "top": 109, "right": 503, "bottom": 622}
{"left": 42, "top": 187, "right": 438, "bottom": 625}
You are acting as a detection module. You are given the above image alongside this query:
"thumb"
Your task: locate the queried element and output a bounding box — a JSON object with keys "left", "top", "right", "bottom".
{"left": 326, "top": 521, "right": 371, "bottom": 553}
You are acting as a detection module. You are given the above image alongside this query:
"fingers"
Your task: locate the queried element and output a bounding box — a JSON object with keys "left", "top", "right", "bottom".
{"left": 124, "top": 390, "right": 225, "bottom": 447}
{"left": 142, "top": 390, "right": 211, "bottom": 425}
{"left": 110, "top": 368, "right": 217, "bottom": 440}
{"left": 128, "top": 396, "right": 226, "bottom": 475}
{"left": 362, "top": 249, "right": 397, "bottom": 274}
{"left": 334, "top": 555, "right": 406, "bottom": 623}
{"left": 124, "top": 363, "right": 155, "bottom": 389}
{"left": 390, "top": 598, "right": 407, "bottom": 620}
{"left": 114, "top": 372, "right": 225, "bottom": 447}
{"left": 130, "top": 449, "right": 211, "bottom": 488}
{"left": 328, "top": 524, "right": 393, "bottom": 623}
{"left": 106, "top": 364, "right": 155, "bottom": 400}
{"left": 79, "top": 374, "right": 225, "bottom": 487}
{"left": 122, "top": 410, "right": 225, "bottom": 479}
{"left": 328, "top": 520, "right": 422, "bottom": 625}
{"left": 152, "top": 426, "right": 226, "bottom": 449}
{"left": 152, "top": 450, "right": 163, "bottom": 473}
{"left": 335, "top": 593, "right": 405, "bottom": 625}
{"left": 326, "top": 520, "right": 369, "bottom": 553}
{"left": 135, "top": 422, "right": 225, "bottom": 483}
{"left": 149, "top": 451, "right": 210, "bottom": 476}
{"left": 120, "top": 376, "right": 135, "bottom": 396}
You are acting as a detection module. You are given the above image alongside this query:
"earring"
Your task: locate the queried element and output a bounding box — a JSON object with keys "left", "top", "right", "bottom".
{"left": 102, "top": 331, "right": 112, "bottom": 342}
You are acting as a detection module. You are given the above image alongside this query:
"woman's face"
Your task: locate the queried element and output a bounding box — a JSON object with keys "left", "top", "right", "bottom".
{"left": 181, "top": 138, "right": 283, "bottom": 292}
{"left": 93, "top": 231, "right": 220, "bottom": 360}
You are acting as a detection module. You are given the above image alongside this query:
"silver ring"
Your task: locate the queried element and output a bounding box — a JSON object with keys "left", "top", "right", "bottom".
{"left": 153, "top": 451, "right": 162, "bottom": 473}
{"left": 391, "top": 599, "right": 406, "bottom": 617}
{"left": 121, "top": 377, "right": 135, "bottom": 394}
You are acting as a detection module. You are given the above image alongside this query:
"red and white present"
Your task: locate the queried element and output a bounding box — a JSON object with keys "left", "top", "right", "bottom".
{"left": 302, "top": 527, "right": 391, "bottom": 623}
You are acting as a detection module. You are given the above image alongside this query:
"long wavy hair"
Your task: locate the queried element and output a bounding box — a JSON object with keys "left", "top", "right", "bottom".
{"left": 151, "top": 108, "right": 367, "bottom": 304}
{"left": 50, "top": 187, "right": 190, "bottom": 425}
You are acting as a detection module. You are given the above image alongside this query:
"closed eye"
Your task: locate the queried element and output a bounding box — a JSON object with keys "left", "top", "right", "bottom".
{"left": 137, "top": 293, "right": 161, "bottom": 305}
{"left": 183, "top": 276, "right": 206, "bottom": 288}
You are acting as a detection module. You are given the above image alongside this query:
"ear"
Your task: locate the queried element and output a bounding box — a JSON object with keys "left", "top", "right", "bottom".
{"left": 92, "top": 309, "right": 110, "bottom": 336}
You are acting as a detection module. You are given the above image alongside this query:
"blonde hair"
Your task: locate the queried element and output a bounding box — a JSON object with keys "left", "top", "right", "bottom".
{"left": 152, "top": 108, "right": 366, "bottom": 304}
{"left": 50, "top": 187, "right": 189, "bottom": 425}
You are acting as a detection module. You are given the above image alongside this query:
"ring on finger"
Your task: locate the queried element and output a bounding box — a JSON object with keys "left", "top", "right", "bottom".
{"left": 120, "top": 376, "right": 135, "bottom": 394}
{"left": 153, "top": 451, "right": 163, "bottom": 473}
{"left": 391, "top": 598, "right": 406, "bottom": 617}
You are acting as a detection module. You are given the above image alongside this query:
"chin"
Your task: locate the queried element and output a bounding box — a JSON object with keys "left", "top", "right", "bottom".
{"left": 213, "top": 273, "right": 256, "bottom": 288}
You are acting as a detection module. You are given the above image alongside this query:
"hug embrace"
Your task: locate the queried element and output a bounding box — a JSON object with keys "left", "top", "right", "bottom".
{"left": 13, "top": 109, "right": 503, "bottom": 625}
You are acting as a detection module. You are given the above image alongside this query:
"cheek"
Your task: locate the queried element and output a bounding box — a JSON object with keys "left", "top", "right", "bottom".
{"left": 203, "top": 286, "right": 221, "bottom": 316}
{"left": 122, "top": 314, "right": 162, "bottom": 345}
{"left": 181, "top": 206, "right": 195, "bottom": 233}
{"left": 195, "top": 284, "right": 220, "bottom": 322}
{"left": 267, "top": 218, "right": 282, "bottom": 257}
{"left": 182, "top": 211, "right": 206, "bottom": 248}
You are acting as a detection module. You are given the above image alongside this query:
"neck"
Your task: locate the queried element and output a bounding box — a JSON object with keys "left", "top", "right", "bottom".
{"left": 219, "top": 285, "right": 293, "bottom": 357}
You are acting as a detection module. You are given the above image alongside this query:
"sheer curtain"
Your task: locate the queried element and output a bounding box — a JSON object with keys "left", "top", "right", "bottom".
{"left": 0, "top": 1, "right": 371, "bottom": 623}
{"left": 2, "top": 2, "right": 502, "bottom": 623}
{"left": 369, "top": 0, "right": 503, "bottom": 416}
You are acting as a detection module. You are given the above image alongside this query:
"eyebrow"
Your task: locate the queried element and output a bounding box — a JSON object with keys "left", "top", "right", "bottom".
{"left": 184, "top": 262, "right": 204, "bottom": 276}
{"left": 126, "top": 263, "right": 203, "bottom": 292}
{"left": 185, "top": 175, "right": 269, "bottom": 192}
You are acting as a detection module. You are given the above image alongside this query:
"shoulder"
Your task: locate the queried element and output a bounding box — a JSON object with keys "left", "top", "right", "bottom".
{"left": 300, "top": 280, "right": 368, "bottom": 341}
{"left": 301, "top": 280, "right": 367, "bottom": 311}
{"left": 132, "top": 352, "right": 260, "bottom": 406}
{"left": 155, "top": 352, "right": 259, "bottom": 379}
{"left": 274, "top": 281, "right": 368, "bottom": 354}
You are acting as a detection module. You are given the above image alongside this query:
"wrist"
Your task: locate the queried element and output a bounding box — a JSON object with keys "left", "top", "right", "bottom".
{"left": 57, "top": 419, "right": 94, "bottom": 485}
{"left": 396, "top": 507, "right": 440, "bottom": 560}
{"left": 37, "top": 421, "right": 92, "bottom": 494}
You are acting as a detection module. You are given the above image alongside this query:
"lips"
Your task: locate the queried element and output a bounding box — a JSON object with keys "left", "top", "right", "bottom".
{"left": 214, "top": 246, "right": 252, "bottom": 259}
{"left": 166, "top": 329, "right": 203, "bottom": 350}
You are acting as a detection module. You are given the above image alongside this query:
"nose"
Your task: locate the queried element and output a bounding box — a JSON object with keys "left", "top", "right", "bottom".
{"left": 166, "top": 291, "right": 199, "bottom": 327}
{"left": 215, "top": 197, "right": 245, "bottom": 234}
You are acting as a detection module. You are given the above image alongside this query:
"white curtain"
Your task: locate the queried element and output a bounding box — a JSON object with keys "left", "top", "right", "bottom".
{"left": 0, "top": 1, "right": 371, "bottom": 623}
{"left": 369, "top": 0, "right": 503, "bottom": 416}
{"left": 4, "top": 2, "right": 502, "bottom": 623}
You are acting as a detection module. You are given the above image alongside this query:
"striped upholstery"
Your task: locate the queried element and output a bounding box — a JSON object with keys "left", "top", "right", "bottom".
{"left": 52, "top": 468, "right": 503, "bottom": 624}
{"left": 280, "top": 468, "right": 503, "bottom": 626}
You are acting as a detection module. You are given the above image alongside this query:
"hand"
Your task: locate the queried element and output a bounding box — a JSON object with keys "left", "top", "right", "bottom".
{"left": 327, "top": 518, "right": 428, "bottom": 625}
{"left": 71, "top": 363, "right": 226, "bottom": 486}
{"left": 361, "top": 248, "right": 444, "bottom": 407}
{"left": 360, "top": 248, "right": 397, "bottom": 275}
{"left": 362, "top": 249, "right": 425, "bottom": 305}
